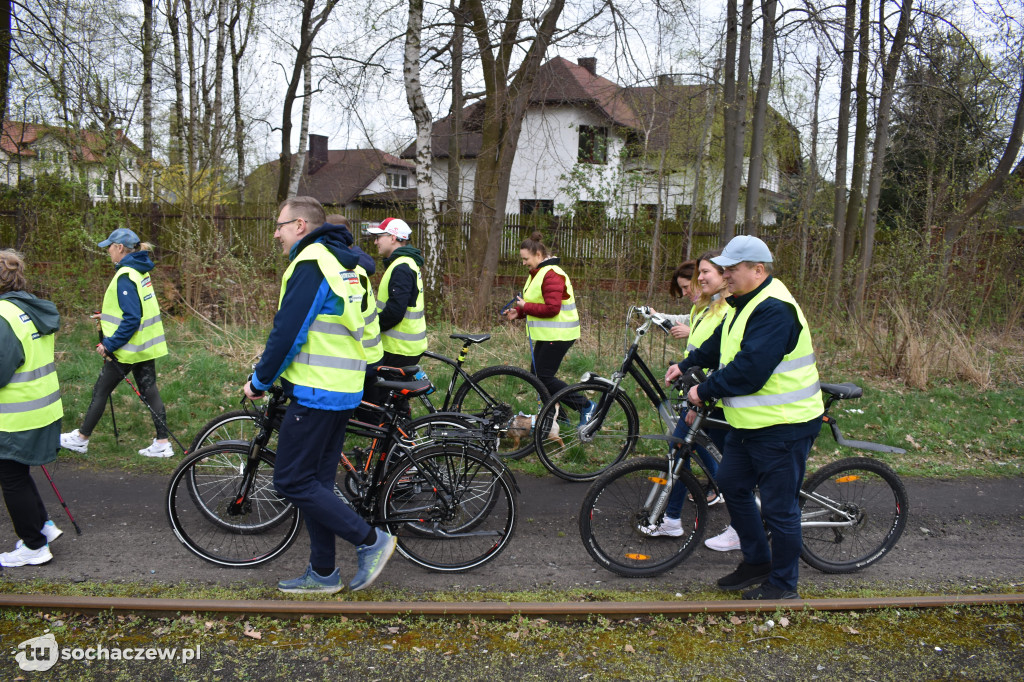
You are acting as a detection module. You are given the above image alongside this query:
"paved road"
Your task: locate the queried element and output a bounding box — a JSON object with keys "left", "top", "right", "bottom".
{"left": 7, "top": 464, "right": 1024, "bottom": 595}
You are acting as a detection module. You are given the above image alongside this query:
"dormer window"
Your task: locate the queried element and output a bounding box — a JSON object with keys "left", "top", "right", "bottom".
{"left": 386, "top": 172, "right": 408, "bottom": 188}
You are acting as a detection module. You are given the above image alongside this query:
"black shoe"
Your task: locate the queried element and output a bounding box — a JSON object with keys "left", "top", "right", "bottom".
{"left": 742, "top": 582, "right": 800, "bottom": 600}
{"left": 717, "top": 561, "right": 771, "bottom": 591}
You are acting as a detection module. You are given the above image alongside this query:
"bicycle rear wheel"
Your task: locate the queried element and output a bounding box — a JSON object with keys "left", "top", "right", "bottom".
{"left": 166, "top": 444, "right": 301, "bottom": 567}
{"left": 535, "top": 382, "right": 638, "bottom": 481}
{"left": 189, "top": 409, "right": 273, "bottom": 454}
{"left": 799, "top": 457, "right": 909, "bottom": 573}
{"left": 380, "top": 442, "right": 517, "bottom": 572}
{"left": 451, "top": 365, "right": 550, "bottom": 460}
{"left": 579, "top": 457, "right": 706, "bottom": 578}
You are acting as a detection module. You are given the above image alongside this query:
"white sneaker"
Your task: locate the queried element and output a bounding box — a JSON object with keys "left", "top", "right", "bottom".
{"left": 0, "top": 542, "right": 52, "bottom": 567}
{"left": 704, "top": 525, "right": 741, "bottom": 552}
{"left": 16, "top": 520, "right": 63, "bottom": 551}
{"left": 139, "top": 440, "right": 174, "bottom": 458}
{"left": 60, "top": 429, "right": 89, "bottom": 453}
{"left": 640, "top": 516, "right": 683, "bottom": 537}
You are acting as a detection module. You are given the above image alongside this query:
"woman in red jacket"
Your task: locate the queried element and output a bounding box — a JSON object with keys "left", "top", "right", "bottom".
{"left": 503, "top": 232, "right": 594, "bottom": 424}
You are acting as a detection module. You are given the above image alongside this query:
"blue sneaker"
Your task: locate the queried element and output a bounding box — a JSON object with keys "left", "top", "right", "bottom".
{"left": 277, "top": 564, "right": 343, "bottom": 594}
{"left": 578, "top": 400, "right": 597, "bottom": 428}
{"left": 349, "top": 530, "right": 397, "bottom": 592}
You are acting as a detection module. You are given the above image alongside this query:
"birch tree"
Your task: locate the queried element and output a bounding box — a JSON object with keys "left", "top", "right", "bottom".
{"left": 742, "top": 0, "right": 778, "bottom": 234}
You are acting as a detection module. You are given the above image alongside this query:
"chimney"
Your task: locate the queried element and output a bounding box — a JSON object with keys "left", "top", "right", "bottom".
{"left": 308, "top": 134, "right": 328, "bottom": 174}
{"left": 577, "top": 57, "right": 597, "bottom": 75}
{"left": 657, "top": 74, "right": 675, "bottom": 88}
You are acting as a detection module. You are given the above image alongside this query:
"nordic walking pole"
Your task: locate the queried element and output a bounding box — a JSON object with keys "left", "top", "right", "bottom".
{"left": 40, "top": 464, "right": 82, "bottom": 535}
{"left": 103, "top": 353, "right": 188, "bottom": 453}
{"left": 92, "top": 312, "right": 119, "bottom": 445}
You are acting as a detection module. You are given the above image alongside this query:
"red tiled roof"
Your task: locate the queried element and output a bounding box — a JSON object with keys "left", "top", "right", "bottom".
{"left": 1, "top": 120, "right": 140, "bottom": 162}
{"left": 256, "top": 149, "right": 415, "bottom": 206}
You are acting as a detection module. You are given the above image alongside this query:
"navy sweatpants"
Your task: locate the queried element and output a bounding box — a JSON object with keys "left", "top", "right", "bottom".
{"left": 272, "top": 402, "right": 370, "bottom": 570}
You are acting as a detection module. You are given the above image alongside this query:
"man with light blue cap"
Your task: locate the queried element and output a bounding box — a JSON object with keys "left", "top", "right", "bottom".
{"left": 666, "top": 234, "right": 823, "bottom": 600}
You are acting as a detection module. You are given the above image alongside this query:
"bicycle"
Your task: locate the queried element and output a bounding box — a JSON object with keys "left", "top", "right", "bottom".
{"left": 533, "top": 305, "right": 685, "bottom": 481}
{"left": 578, "top": 376, "right": 910, "bottom": 578}
{"left": 189, "top": 333, "right": 550, "bottom": 462}
{"left": 167, "top": 376, "right": 518, "bottom": 572}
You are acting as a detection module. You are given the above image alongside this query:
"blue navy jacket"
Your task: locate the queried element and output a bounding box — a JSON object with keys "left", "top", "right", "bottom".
{"left": 101, "top": 251, "right": 154, "bottom": 354}
{"left": 677, "top": 276, "right": 821, "bottom": 442}
{"left": 250, "top": 223, "right": 364, "bottom": 410}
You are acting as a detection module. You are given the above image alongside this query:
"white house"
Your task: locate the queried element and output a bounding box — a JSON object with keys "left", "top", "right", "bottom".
{"left": 408, "top": 57, "right": 800, "bottom": 225}
{"left": 1, "top": 120, "right": 147, "bottom": 201}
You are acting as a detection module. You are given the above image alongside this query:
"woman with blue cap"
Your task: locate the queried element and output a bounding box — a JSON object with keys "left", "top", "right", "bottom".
{"left": 60, "top": 228, "right": 173, "bottom": 457}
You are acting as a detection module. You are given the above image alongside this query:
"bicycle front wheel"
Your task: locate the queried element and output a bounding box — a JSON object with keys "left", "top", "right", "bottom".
{"left": 535, "top": 382, "right": 639, "bottom": 481}
{"left": 166, "top": 444, "right": 301, "bottom": 567}
{"left": 451, "top": 365, "right": 551, "bottom": 460}
{"left": 579, "top": 457, "right": 706, "bottom": 577}
{"left": 379, "top": 442, "right": 517, "bottom": 572}
{"left": 189, "top": 409, "right": 270, "bottom": 453}
{"left": 800, "top": 457, "right": 909, "bottom": 574}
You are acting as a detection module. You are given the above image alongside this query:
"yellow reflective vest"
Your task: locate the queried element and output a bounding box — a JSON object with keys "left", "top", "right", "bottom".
{"left": 377, "top": 256, "right": 427, "bottom": 356}
{"left": 356, "top": 265, "right": 383, "bottom": 365}
{"left": 0, "top": 300, "right": 63, "bottom": 431}
{"left": 718, "top": 279, "right": 823, "bottom": 429}
{"left": 684, "top": 301, "right": 727, "bottom": 360}
{"left": 523, "top": 264, "right": 580, "bottom": 341}
{"left": 278, "top": 243, "right": 367, "bottom": 394}
{"left": 100, "top": 266, "right": 168, "bottom": 363}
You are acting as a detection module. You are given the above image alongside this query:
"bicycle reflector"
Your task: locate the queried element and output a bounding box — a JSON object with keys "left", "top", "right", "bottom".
{"left": 625, "top": 553, "right": 651, "bottom": 561}
{"left": 648, "top": 476, "right": 668, "bottom": 485}
{"left": 836, "top": 475, "right": 861, "bottom": 483}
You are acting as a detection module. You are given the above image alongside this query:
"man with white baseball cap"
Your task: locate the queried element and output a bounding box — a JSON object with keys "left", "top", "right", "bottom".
{"left": 666, "top": 234, "right": 823, "bottom": 600}
{"left": 364, "top": 218, "right": 427, "bottom": 407}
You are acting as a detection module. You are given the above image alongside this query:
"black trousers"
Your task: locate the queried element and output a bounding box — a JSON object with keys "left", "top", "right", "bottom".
{"left": 531, "top": 339, "right": 588, "bottom": 412}
{"left": 80, "top": 358, "right": 169, "bottom": 439}
{"left": 0, "top": 460, "right": 48, "bottom": 550}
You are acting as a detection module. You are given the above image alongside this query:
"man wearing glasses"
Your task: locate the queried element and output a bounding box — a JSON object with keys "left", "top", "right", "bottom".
{"left": 243, "top": 196, "right": 395, "bottom": 594}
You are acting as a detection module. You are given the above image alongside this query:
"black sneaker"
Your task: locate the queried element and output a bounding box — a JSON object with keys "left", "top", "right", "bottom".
{"left": 716, "top": 561, "right": 771, "bottom": 591}
{"left": 742, "top": 582, "right": 800, "bottom": 600}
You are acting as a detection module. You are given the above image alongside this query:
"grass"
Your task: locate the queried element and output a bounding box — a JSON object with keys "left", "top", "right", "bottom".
{"left": 53, "top": 314, "right": 1024, "bottom": 477}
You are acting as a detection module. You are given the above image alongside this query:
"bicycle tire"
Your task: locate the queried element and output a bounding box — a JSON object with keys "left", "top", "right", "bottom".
{"left": 189, "top": 409, "right": 272, "bottom": 454}
{"left": 579, "top": 456, "right": 707, "bottom": 577}
{"left": 799, "top": 457, "right": 909, "bottom": 574}
{"left": 534, "top": 382, "right": 639, "bottom": 481}
{"left": 379, "top": 442, "right": 517, "bottom": 572}
{"left": 451, "top": 365, "right": 551, "bottom": 460}
{"left": 166, "top": 444, "right": 302, "bottom": 568}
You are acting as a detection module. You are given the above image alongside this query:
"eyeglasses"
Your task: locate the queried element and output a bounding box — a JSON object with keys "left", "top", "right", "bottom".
{"left": 275, "top": 217, "right": 300, "bottom": 229}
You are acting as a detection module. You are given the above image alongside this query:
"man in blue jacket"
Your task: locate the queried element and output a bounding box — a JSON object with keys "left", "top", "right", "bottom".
{"left": 243, "top": 196, "right": 395, "bottom": 593}
{"left": 666, "top": 236, "right": 823, "bottom": 600}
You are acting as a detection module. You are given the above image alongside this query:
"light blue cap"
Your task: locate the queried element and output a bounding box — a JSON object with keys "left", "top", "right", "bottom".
{"left": 98, "top": 228, "right": 141, "bottom": 249}
{"left": 711, "top": 235, "right": 773, "bottom": 267}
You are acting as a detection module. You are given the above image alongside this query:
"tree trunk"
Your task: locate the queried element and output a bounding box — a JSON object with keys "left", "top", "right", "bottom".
{"left": 830, "top": 0, "right": 857, "bottom": 301}
{"left": 445, "top": 1, "right": 466, "bottom": 225}
{"left": 166, "top": 0, "right": 185, "bottom": 169}
{"left": 228, "top": 0, "right": 253, "bottom": 201}
{"left": 742, "top": 0, "right": 777, "bottom": 235}
{"left": 800, "top": 54, "right": 822, "bottom": 286}
{"left": 288, "top": 58, "right": 311, "bottom": 198}
{"left": 686, "top": 72, "right": 721, "bottom": 258}
{"left": 464, "top": 0, "right": 567, "bottom": 319}
{"left": 0, "top": 0, "right": 9, "bottom": 124}
{"left": 646, "top": 149, "right": 667, "bottom": 300}
{"left": 720, "top": 0, "right": 753, "bottom": 241}
{"left": 211, "top": 0, "right": 228, "bottom": 170}
{"left": 843, "top": 0, "right": 871, "bottom": 271}
{"left": 405, "top": 0, "right": 439, "bottom": 290}
{"left": 853, "top": 0, "right": 913, "bottom": 311}
{"left": 719, "top": 0, "right": 739, "bottom": 242}
{"left": 142, "top": 0, "right": 155, "bottom": 237}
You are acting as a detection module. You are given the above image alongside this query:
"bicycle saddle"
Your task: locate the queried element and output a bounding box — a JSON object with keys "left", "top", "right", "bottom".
{"left": 450, "top": 333, "right": 490, "bottom": 344}
{"left": 819, "top": 382, "right": 863, "bottom": 400}
{"left": 375, "top": 378, "right": 434, "bottom": 398}
{"left": 374, "top": 365, "right": 420, "bottom": 380}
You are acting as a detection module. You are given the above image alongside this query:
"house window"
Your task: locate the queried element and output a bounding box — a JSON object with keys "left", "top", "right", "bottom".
{"left": 37, "top": 149, "right": 47, "bottom": 162}
{"left": 95, "top": 178, "right": 108, "bottom": 196}
{"left": 386, "top": 172, "right": 408, "bottom": 188}
{"left": 125, "top": 157, "right": 134, "bottom": 170}
{"left": 574, "top": 200, "right": 607, "bottom": 229}
{"left": 635, "top": 204, "right": 659, "bottom": 221}
{"left": 578, "top": 125, "right": 609, "bottom": 164}
{"left": 520, "top": 199, "right": 554, "bottom": 215}
{"left": 125, "top": 182, "right": 141, "bottom": 198}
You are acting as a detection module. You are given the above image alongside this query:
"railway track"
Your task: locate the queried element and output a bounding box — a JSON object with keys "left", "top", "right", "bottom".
{"left": 2, "top": 592, "right": 1022, "bottom": 620}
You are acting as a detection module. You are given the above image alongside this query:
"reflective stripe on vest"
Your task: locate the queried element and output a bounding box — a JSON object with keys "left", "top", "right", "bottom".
{"left": 100, "top": 266, "right": 168, "bottom": 363}
{"left": 377, "top": 255, "right": 427, "bottom": 355}
{"left": 523, "top": 264, "right": 580, "bottom": 341}
{"left": 0, "top": 300, "right": 63, "bottom": 431}
{"left": 278, "top": 243, "right": 367, "bottom": 392}
{"left": 718, "top": 279, "right": 823, "bottom": 429}
{"left": 356, "top": 265, "right": 383, "bottom": 364}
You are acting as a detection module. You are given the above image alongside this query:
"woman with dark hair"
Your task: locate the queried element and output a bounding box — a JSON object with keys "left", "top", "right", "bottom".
{"left": 0, "top": 249, "right": 63, "bottom": 566}
{"left": 503, "top": 232, "right": 594, "bottom": 424}
{"left": 61, "top": 228, "right": 173, "bottom": 457}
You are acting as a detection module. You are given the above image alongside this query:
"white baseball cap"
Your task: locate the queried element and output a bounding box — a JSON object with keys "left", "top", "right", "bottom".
{"left": 366, "top": 217, "right": 412, "bottom": 240}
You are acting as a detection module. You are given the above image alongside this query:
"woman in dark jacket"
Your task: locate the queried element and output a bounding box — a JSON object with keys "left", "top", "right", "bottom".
{"left": 0, "top": 249, "right": 63, "bottom": 567}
